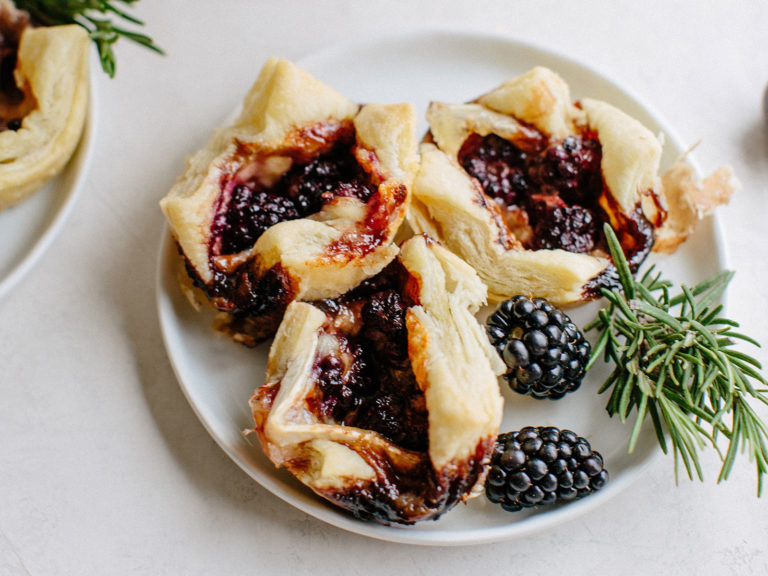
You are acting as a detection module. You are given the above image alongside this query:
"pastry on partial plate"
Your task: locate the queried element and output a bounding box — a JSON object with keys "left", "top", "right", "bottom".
{"left": 247, "top": 235, "right": 505, "bottom": 524}
{"left": 0, "top": 0, "right": 90, "bottom": 210}
{"left": 160, "top": 58, "right": 418, "bottom": 345}
{"left": 408, "top": 66, "right": 736, "bottom": 306}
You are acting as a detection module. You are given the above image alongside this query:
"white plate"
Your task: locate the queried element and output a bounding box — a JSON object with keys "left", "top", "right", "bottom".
{"left": 0, "top": 69, "right": 97, "bottom": 300}
{"left": 156, "top": 30, "right": 727, "bottom": 546}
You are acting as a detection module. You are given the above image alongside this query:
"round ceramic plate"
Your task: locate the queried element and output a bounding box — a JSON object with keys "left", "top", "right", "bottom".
{"left": 0, "top": 68, "right": 97, "bottom": 300}
{"left": 156, "top": 31, "right": 727, "bottom": 546}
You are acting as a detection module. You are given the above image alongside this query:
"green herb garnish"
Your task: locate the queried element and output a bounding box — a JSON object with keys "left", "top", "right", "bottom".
{"left": 14, "top": 0, "right": 163, "bottom": 78}
{"left": 586, "top": 223, "right": 768, "bottom": 495}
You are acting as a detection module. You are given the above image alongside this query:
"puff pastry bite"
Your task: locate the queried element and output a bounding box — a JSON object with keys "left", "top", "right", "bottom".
{"left": 409, "top": 67, "right": 732, "bottom": 305}
{"left": 161, "top": 58, "right": 418, "bottom": 344}
{"left": 0, "top": 2, "right": 90, "bottom": 209}
{"left": 248, "top": 235, "right": 505, "bottom": 524}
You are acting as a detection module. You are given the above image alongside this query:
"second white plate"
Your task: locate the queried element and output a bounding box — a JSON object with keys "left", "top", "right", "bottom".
{"left": 0, "top": 67, "right": 97, "bottom": 300}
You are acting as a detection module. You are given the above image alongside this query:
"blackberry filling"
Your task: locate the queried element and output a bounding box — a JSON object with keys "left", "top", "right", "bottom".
{"left": 309, "top": 263, "right": 428, "bottom": 453}
{"left": 528, "top": 136, "right": 602, "bottom": 205}
{"left": 458, "top": 132, "right": 653, "bottom": 269}
{"left": 283, "top": 144, "right": 376, "bottom": 215}
{"left": 528, "top": 194, "right": 597, "bottom": 253}
{"left": 211, "top": 124, "right": 375, "bottom": 258}
{"left": 460, "top": 133, "right": 529, "bottom": 207}
{"left": 214, "top": 188, "right": 299, "bottom": 255}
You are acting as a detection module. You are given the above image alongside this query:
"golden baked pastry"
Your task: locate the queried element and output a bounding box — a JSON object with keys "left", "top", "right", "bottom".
{"left": 0, "top": 7, "right": 90, "bottom": 209}
{"left": 160, "top": 58, "right": 418, "bottom": 345}
{"left": 248, "top": 235, "right": 505, "bottom": 524}
{"left": 409, "top": 67, "right": 733, "bottom": 305}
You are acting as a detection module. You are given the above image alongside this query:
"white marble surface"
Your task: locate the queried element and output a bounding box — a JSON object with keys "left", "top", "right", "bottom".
{"left": 2, "top": 1, "right": 768, "bottom": 574}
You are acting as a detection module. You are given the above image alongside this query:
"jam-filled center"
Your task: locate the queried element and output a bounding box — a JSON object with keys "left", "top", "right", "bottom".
{"left": 308, "top": 262, "right": 428, "bottom": 453}
{"left": 211, "top": 122, "right": 376, "bottom": 256}
{"left": 459, "top": 132, "right": 604, "bottom": 253}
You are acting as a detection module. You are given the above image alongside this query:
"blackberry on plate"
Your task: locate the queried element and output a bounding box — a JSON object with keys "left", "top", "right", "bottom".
{"left": 486, "top": 295, "right": 590, "bottom": 399}
{"left": 485, "top": 426, "right": 609, "bottom": 512}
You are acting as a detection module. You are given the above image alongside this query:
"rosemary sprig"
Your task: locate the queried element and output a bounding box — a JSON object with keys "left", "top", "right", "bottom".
{"left": 14, "top": 0, "right": 163, "bottom": 78}
{"left": 587, "top": 223, "right": 768, "bottom": 495}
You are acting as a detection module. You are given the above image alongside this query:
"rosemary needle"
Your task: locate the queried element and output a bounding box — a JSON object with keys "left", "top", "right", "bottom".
{"left": 587, "top": 223, "right": 768, "bottom": 495}
{"left": 14, "top": 0, "right": 164, "bottom": 78}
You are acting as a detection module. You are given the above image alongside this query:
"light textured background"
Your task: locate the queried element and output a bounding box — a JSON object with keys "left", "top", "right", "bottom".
{"left": 2, "top": 1, "right": 767, "bottom": 574}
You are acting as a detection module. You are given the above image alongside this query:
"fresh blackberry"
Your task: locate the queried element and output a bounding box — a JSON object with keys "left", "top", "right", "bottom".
{"left": 485, "top": 426, "right": 609, "bottom": 512}
{"left": 486, "top": 295, "right": 591, "bottom": 399}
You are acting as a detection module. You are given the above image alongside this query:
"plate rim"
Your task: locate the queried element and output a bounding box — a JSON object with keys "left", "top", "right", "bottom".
{"left": 0, "top": 63, "right": 99, "bottom": 301}
{"left": 156, "top": 29, "right": 729, "bottom": 546}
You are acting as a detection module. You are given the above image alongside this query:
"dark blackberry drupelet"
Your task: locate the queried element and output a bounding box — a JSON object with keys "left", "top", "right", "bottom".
{"left": 485, "top": 426, "right": 609, "bottom": 512}
{"left": 486, "top": 295, "right": 591, "bottom": 399}
{"left": 212, "top": 139, "right": 375, "bottom": 257}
